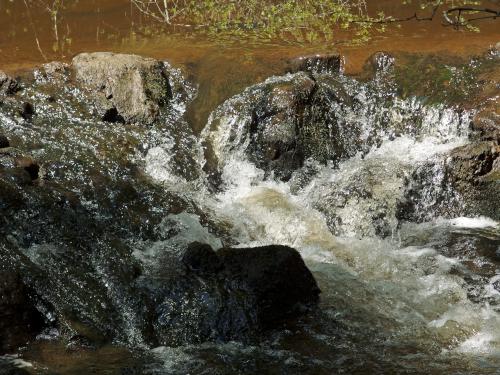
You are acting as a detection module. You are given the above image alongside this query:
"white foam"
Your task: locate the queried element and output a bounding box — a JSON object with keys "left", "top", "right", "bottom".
{"left": 145, "top": 141, "right": 185, "bottom": 185}
{"left": 0, "top": 355, "right": 33, "bottom": 368}
{"left": 447, "top": 216, "right": 499, "bottom": 229}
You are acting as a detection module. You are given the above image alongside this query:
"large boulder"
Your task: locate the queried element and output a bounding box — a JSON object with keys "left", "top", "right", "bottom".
{"left": 217, "top": 244, "right": 320, "bottom": 329}
{"left": 149, "top": 243, "right": 320, "bottom": 346}
{"left": 203, "top": 52, "right": 465, "bottom": 182}
{"left": 203, "top": 72, "right": 328, "bottom": 181}
{"left": 72, "top": 52, "right": 174, "bottom": 124}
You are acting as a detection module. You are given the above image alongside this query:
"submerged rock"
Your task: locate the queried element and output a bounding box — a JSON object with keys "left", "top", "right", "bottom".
{"left": 72, "top": 52, "right": 174, "bottom": 124}
{"left": 287, "top": 53, "right": 343, "bottom": 75}
{"left": 0, "top": 358, "right": 31, "bottom": 375}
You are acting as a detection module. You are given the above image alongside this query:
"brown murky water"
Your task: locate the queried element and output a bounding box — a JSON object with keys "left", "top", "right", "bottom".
{"left": 0, "top": 0, "right": 498, "bottom": 128}
{"left": 0, "top": 0, "right": 499, "bottom": 72}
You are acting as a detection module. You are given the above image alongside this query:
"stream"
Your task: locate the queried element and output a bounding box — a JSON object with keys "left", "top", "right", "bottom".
{"left": 1, "top": 1, "right": 500, "bottom": 374}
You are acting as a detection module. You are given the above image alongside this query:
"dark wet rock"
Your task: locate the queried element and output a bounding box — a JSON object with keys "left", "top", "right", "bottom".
{"left": 0, "top": 71, "right": 19, "bottom": 96}
{"left": 398, "top": 141, "right": 500, "bottom": 222}
{"left": 19, "top": 102, "right": 35, "bottom": 121}
{"left": 287, "top": 53, "right": 342, "bottom": 75}
{"left": 72, "top": 52, "right": 173, "bottom": 124}
{"left": 0, "top": 152, "right": 39, "bottom": 185}
{"left": 182, "top": 242, "right": 223, "bottom": 275}
{"left": 14, "top": 156, "right": 39, "bottom": 180}
{"left": 204, "top": 72, "right": 320, "bottom": 181}
{"left": 101, "top": 107, "right": 125, "bottom": 123}
{"left": 218, "top": 245, "right": 320, "bottom": 328}
{"left": 150, "top": 244, "right": 320, "bottom": 346}
{"left": 0, "top": 136, "right": 9, "bottom": 148}
{"left": 0, "top": 271, "right": 44, "bottom": 354}
{"left": 0, "top": 168, "right": 33, "bottom": 186}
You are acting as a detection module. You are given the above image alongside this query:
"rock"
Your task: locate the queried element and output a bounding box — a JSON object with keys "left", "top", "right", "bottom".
{"left": 361, "top": 51, "right": 395, "bottom": 79}
{"left": 0, "top": 71, "right": 19, "bottom": 96}
{"left": 287, "top": 53, "right": 343, "bottom": 75}
{"left": 204, "top": 72, "right": 320, "bottom": 181}
{"left": 472, "top": 106, "right": 499, "bottom": 141}
{"left": 150, "top": 243, "right": 320, "bottom": 346}
{"left": 72, "top": 52, "right": 173, "bottom": 124}
{"left": 0, "top": 271, "right": 44, "bottom": 354}
{"left": 0, "top": 168, "right": 33, "bottom": 186}
{"left": 43, "top": 61, "right": 69, "bottom": 77}
{"left": 398, "top": 141, "right": 500, "bottom": 221}
{"left": 14, "top": 156, "right": 39, "bottom": 181}
{"left": 0, "top": 136, "right": 9, "bottom": 149}
{"left": 19, "top": 102, "right": 35, "bottom": 121}
{"left": 182, "top": 242, "right": 223, "bottom": 275}
{"left": 218, "top": 245, "right": 321, "bottom": 329}
{"left": 472, "top": 101, "right": 500, "bottom": 142}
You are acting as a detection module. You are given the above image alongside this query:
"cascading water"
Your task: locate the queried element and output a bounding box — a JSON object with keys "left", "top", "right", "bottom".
{"left": 1, "top": 50, "right": 499, "bottom": 374}
{"left": 142, "top": 60, "right": 500, "bottom": 373}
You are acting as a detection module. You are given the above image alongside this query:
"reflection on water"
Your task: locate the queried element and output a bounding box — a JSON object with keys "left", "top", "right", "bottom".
{"left": 0, "top": 0, "right": 499, "bottom": 73}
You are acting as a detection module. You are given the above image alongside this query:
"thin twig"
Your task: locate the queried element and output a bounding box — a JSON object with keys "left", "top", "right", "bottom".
{"left": 23, "top": 0, "right": 48, "bottom": 61}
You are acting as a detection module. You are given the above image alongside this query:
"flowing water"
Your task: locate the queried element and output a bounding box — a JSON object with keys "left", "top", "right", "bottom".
{"left": 1, "top": 53, "right": 497, "bottom": 374}
{"left": 1, "top": 1, "right": 500, "bottom": 374}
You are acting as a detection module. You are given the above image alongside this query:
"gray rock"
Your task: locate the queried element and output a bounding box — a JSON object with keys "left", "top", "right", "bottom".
{"left": 72, "top": 52, "right": 173, "bottom": 124}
